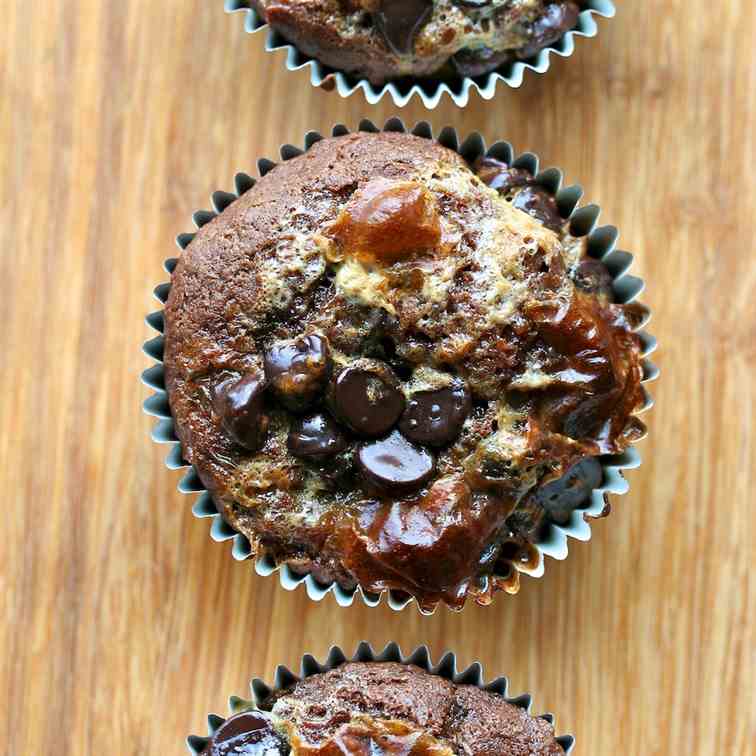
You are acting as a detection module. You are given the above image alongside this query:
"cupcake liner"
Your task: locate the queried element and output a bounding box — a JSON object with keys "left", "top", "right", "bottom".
{"left": 223, "top": 1, "right": 615, "bottom": 108}
{"left": 143, "top": 117, "right": 658, "bottom": 614}
{"left": 186, "top": 641, "right": 575, "bottom": 754}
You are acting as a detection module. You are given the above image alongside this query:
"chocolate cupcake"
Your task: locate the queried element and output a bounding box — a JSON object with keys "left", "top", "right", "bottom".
{"left": 225, "top": 1, "right": 615, "bottom": 105}
{"left": 188, "top": 643, "right": 574, "bottom": 754}
{"left": 145, "top": 121, "right": 655, "bottom": 613}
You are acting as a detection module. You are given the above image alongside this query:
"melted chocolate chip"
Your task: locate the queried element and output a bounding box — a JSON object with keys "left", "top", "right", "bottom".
{"left": 512, "top": 185, "right": 564, "bottom": 232}
{"left": 504, "top": 499, "right": 547, "bottom": 544}
{"left": 451, "top": 46, "right": 513, "bottom": 77}
{"left": 572, "top": 258, "right": 614, "bottom": 298}
{"left": 357, "top": 430, "right": 435, "bottom": 492}
{"left": 201, "top": 711, "right": 288, "bottom": 756}
{"left": 562, "top": 393, "right": 612, "bottom": 440}
{"left": 474, "top": 156, "right": 532, "bottom": 195}
{"left": 517, "top": 1, "right": 580, "bottom": 59}
{"left": 373, "top": 0, "right": 434, "bottom": 56}
{"left": 263, "top": 334, "right": 331, "bottom": 412}
{"left": 288, "top": 412, "right": 348, "bottom": 461}
{"left": 331, "top": 364, "right": 405, "bottom": 437}
{"left": 476, "top": 156, "right": 567, "bottom": 237}
{"left": 213, "top": 373, "right": 269, "bottom": 451}
{"left": 399, "top": 383, "right": 471, "bottom": 446}
{"left": 340, "top": 478, "right": 507, "bottom": 605}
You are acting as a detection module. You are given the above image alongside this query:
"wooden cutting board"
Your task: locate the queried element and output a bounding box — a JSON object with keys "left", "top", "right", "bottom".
{"left": 1, "top": 1, "right": 752, "bottom": 753}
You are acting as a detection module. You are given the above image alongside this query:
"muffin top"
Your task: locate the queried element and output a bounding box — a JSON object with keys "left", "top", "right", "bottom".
{"left": 200, "top": 661, "right": 566, "bottom": 755}
{"left": 251, "top": 1, "right": 581, "bottom": 84}
{"left": 164, "top": 131, "right": 645, "bottom": 610}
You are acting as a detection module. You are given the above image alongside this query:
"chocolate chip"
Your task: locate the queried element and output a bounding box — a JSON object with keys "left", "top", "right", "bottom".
{"left": 263, "top": 333, "right": 331, "bottom": 412}
{"left": 373, "top": 0, "right": 434, "bottom": 56}
{"left": 516, "top": 1, "right": 580, "bottom": 59}
{"left": 331, "top": 363, "right": 405, "bottom": 437}
{"left": 357, "top": 430, "right": 435, "bottom": 492}
{"left": 212, "top": 373, "right": 269, "bottom": 452}
{"left": 451, "top": 46, "right": 513, "bottom": 78}
{"left": 400, "top": 383, "right": 471, "bottom": 446}
{"left": 505, "top": 500, "right": 547, "bottom": 543}
{"left": 201, "top": 711, "right": 287, "bottom": 756}
{"left": 474, "top": 156, "right": 532, "bottom": 195}
{"left": 288, "top": 412, "right": 348, "bottom": 461}
{"left": 512, "top": 185, "right": 564, "bottom": 232}
{"left": 572, "top": 258, "right": 614, "bottom": 298}
{"left": 562, "top": 394, "right": 611, "bottom": 441}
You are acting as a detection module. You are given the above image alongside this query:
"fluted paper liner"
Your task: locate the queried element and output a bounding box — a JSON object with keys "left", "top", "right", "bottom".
{"left": 143, "top": 118, "right": 658, "bottom": 614}
{"left": 223, "top": 1, "right": 615, "bottom": 108}
{"left": 186, "top": 641, "right": 576, "bottom": 754}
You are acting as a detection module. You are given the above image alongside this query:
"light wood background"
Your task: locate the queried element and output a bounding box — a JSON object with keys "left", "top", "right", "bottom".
{"left": 1, "top": 1, "right": 754, "bottom": 753}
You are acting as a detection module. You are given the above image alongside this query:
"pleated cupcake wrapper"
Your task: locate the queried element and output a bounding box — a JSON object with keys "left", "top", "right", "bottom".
{"left": 143, "top": 117, "right": 658, "bottom": 615}
{"left": 223, "top": 0, "right": 615, "bottom": 108}
{"left": 187, "top": 641, "right": 576, "bottom": 754}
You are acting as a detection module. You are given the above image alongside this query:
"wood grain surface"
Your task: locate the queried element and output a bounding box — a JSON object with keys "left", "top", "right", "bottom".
{"left": 1, "top": 1, "right": 754, "bottom": 753}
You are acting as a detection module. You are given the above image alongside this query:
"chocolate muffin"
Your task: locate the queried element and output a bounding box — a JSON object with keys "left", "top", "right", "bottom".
{"left": 250, "top": 1, "right": 583, "bottom": 85}
{"left": 164, "top": 131, "right": 646, "bottom": 610}
{"left": 199, "top": 662, "right": 566, "bottom": 755}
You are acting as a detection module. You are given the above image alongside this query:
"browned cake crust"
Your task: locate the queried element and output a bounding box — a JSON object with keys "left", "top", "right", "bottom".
{"left": 164, "top": 132, "right": 645, "bottom": 609}
{"left": 251, "top": 1, "right": 582, "bottom": 85}
{"left": 201, "top": 662, "right": 565, "bottom": 754}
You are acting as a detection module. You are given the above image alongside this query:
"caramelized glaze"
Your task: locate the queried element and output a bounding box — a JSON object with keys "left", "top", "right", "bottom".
{"left": 327, "top": 178, "right": 441, "bottom": 265}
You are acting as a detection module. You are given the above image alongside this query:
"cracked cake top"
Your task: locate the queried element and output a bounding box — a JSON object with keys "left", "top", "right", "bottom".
{"left": 164, "top": 131, "right": 644, "bottom": 610}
